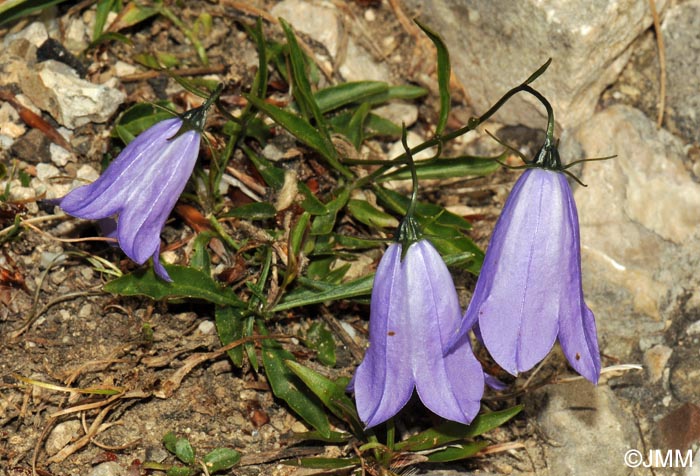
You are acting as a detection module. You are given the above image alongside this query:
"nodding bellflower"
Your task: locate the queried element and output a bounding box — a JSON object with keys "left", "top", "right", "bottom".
{"left": 60, "top": 92, "right": 219, "bottom": 282}
{"left": 352, "top": 218, "right": 484, "bottom": 428}
{"left": 457, "top": 136, "right": 601, "bottom": 383}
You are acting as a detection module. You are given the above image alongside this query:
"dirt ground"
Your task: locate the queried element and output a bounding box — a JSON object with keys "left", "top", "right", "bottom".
{"left": 0, "top": 1, "right": 662, "bottom": 475}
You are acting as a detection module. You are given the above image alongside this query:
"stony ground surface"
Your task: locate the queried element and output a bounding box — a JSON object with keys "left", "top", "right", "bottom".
{"left": 1, "top": 1, "right": 696, "bottom": 476}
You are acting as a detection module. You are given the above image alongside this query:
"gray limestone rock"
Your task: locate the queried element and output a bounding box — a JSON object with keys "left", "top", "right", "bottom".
{"left": 20, "top": 59, "right": 125, "bottom": 129}
{"left": 562, "top": 104, "right": 700, "bottom": 360}
{"left": 402, "top": 0, "right": 664, "bottom": 130}
{"left": 528, "top": 380, "right": 648, "bottom": 476}
{"left": 661, "top": 0, "right": 700, "bottom": 144}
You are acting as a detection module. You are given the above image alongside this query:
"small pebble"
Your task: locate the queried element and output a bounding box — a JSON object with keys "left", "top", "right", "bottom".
{"left": 50, "top": 143, "right": 72, "bottom": 167}
{"left": 77, "top": 164, "right": 100, "bottom": 182}
{"left": 45, "top": 420, "right": 82, "bottom": 456}
{"left": 36, "top": 163, "right": 61, "bottom": 181}
{"left": 198, "top": 320, "right": 216, "bottom": 335}
{"left": 643, "top": 344, "right": 672, "bottom": 383}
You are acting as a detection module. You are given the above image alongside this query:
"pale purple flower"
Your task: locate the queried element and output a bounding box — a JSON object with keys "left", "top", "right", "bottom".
{"left": 353, "top": 239, "right": 484, "bottom": 428}
{"left": 60, "top": 117, "right": 201, "bottom": 281}
{"left": 459, "top": 167, "right": 600, "bottom": 383}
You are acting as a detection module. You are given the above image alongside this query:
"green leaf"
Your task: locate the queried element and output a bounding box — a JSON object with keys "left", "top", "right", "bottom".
{"left": 190, "top": 232, "right": 212, "bottom": 274}
{"left": 314, "top": 81, "right": 388, "bottom": 113}
{"left": 415, "top": 20, "right": 451, "bottom": 135}
{"left": 309, "top": 186, "right": 351, "bottom": 235}
{"left": 107, "top": 1, "right": 159, "bottom": 32}
{"left": 373, "top": 186, "right": 472, "bottom": 231}
{"left": 163, "top": 431, "right": 178, "bottom": 454}
{"left": 261, "top": 334, "right": 330, "bottom": 437}
{"left": 223, "top": 202, "right": 277, "bottom": 220}
{"left": 166, "top": 466, "right": 193, "bottom": 476}
{"left": 284, "top": 360, "right": 363, "bottom": 435}
{"left": 242, "top": 144, "right": 284, "bottom": 190}
{"left": 279, "top": 18, "right": 326, "bottom": 129}
{"left": 298, "top": 182, "right": 328, "bottom": 215}
{"left": 175, "top": 438, "right": 195, "bottom": 465}
{"left": 361, "top": 84, "right": 428, "bottom": 104}
{"left": 112, "top": 101, "right": 176, "bottom": 144}
{"left": 346, "top": 102, "right": 371, "bottom": 150}
{"left": 203, "top": 447, "right": 241, "bottom": 473}
{"left": 347, "top": 199, "right": 399, "bottom": 229}
{"left": 304, "top": 322, "right": 336, "bottom": 367}
{"left": 365, "top": 112, "right": 403, "bottom": 138}
{"left": 378, "top": 155, "right": 502, "bottom": 182}
{"left": 0, "top": 0, "right": 71, "bottom": 26}
{"left": 289, "top": 430, "right": 352, "bottom": 444}
{"left": 93, "top": 0, "right": 117, "bottom": 42}
{"left": 133, "top": 52, "right": 162, "bottom": 70}
{"left": 215, "top": 306, "right": 245, "bottom": 367}
{"left": 328, "top": 111, "right": 402, "bottom": 140}
{"left": 426, "top": 441, "right": 490, "bottom": 462}
{"left": 272, "top": 273, "right": 374, "bottom": 312}
{"left": 283, "top": 457, "right": 360, "bottom": 470}
{"left": 103, "top": 265, "right": 245, "bottom": 307}
{"left": 395, "top": 406, "right": 522, "bottom": 452}
{"left": 246, "top": 96, "right": 337, "bottom": 164}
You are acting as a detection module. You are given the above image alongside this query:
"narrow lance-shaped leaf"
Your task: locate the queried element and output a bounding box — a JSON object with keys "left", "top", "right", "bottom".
{"left": 415, "top": 19, "right": 451, "bottom": 135}
{"left": 285, "top": 360, "right": 364, "bottom": 436}
{"left": 215, "top": 306, "right": 245, "bottom": 367}
{"left": 245, "top": 95, "right": 338, "bottom": 167}
{"left": 346, "top": 102, "right": 371, "bottom": 150}
{"left": 378, "top": 154, "right": 503, "bottom": 182}
{"left": 426, "top": 441, "right": 490, "bottom": 463}
{"left": 314, "top": 81, "right": 388, "bottom": 113}
{"left": 395, "top": 405, "right": 523, "bottom": 451}
{"left": 104, "top": 265, "right": 244, "bottom": 307}
{"left": 260, "top": 327, "right": 331, "bottom": 437}
{"left": 273, "top": 251, "right": 474, "bottom": 311}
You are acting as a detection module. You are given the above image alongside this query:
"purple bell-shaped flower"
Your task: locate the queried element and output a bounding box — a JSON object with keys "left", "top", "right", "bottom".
{"left": 458, "top": 135, "right": 601, "bottom": 383}
{"left": 60, "top": 89, "right": 220, "bottom": 281}
{"left": 353, "top": 217, "right": 484, "bottom": 428}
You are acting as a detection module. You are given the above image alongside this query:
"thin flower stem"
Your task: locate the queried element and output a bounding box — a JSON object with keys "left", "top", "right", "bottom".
{"left": 402, "top": 127, "right": 419, "bottom": 221}
{"left": 354, "top": 60, "right": 553, "bottom": 190}
{"left": 385, "top": 417, "right": 396, "bottom": 452}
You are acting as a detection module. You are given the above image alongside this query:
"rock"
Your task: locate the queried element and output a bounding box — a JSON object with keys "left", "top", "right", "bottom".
{"left": 271, "top": 0, "right": 341, "bottom": 58}
{"left": 670, "top": 357, "right": 700, "bottom": 402}
{"left": 36, "top": 163, "right": 61, "bottom": 181}
{"left": 270, "top": 0, "right": 392, "bottom": 83}
{"left": 77, "top": 164, "right": 100, "bottom": 182}
{"left": 198, "top": 320, "right": 216, "bottom": 335}
{"left": 0, "top": 38, "right": 36, "bottom": 87}
{"left": 402, "top": 0, "right": 664, "bottom": 130}
{"left": 657, "top": 403, "right": 700, "bottom": 451}
{"left": 45, "top": 419, "right": 81, "bottom": 456}
{"left": 373, "top": 102, "right": 419, "bottom": 128}
{"left": 661, "top": 0, "right": 700, "bottom": 144}
{"left": 338, "top": 39, "right": 392, "bottom": 82}
{"left": 37, "top": 38, "right": 88, "bottom": 77}
{"left": 2, "top": 21, "right": 49, "bottom": 48}
{"left": 563, "top": 104, "right": 700, "bottom": 359}
{"left": 643, "top": 345, "right": 672, "bottom": 384}
{"left": 528, "top": 380, "right": 643, "bottom": 476}
{"left": 686, "top": 320, "right": 700, "bottom": 336}
{"left": 9, "top": 128, "right": 51, "bottom": 164}
{"left": 387, "top": 130, "right": 436, "bottom": 162}
{"left": 0, "top": 102, "right": 25, "bottom": 139}
{"left": 20, "top": 59, "right": 125, "bottom": 129}
{"left": 88, "top": 462, "right": 126, "bottom": 476}
{"left": 50, "top": 142, "right": 73, "bottom": 167}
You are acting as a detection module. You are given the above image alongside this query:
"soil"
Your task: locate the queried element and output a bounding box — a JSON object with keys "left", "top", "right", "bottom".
{"left": 0, "top": 1, "right": 661, "bottom": 475}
